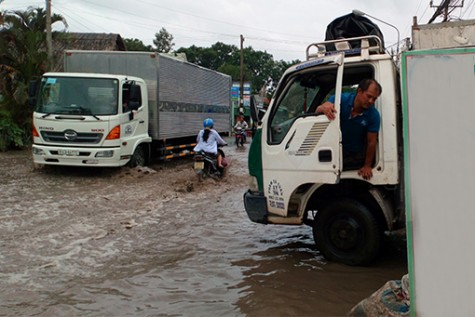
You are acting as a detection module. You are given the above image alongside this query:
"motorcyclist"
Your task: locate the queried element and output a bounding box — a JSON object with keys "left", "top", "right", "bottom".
{"left": 193, "top": 118, "right": 227, "bottom": 169}
{"left": 234, "top": 115, "right": 248, "bottom": 143}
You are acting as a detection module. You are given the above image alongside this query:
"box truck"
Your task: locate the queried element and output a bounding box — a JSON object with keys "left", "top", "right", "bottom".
{"left": 30, "top": 51, "right": 231, "bottom": 167}
{"left": 243, "top": 15, "right": 475, "bottom": 269}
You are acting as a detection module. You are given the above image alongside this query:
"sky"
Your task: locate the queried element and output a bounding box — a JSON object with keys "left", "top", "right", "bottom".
{"left": 1, "top": 0, "right": 474, "bottom": 61}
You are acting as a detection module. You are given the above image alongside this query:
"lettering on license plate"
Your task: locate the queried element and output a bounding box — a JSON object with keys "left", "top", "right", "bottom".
{"left": 194, "top": 161, "right": 204, "bottom": 170}
{"left": 58, "top": 149, "right": 79, "bottom": 156}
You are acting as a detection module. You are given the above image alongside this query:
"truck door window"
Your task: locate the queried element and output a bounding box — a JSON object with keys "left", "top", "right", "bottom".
{"left": 268, "top": 71, "right": 335, "bottom": 144}
{"left": 122, "top": 83, "right": 142, "bottom": 112}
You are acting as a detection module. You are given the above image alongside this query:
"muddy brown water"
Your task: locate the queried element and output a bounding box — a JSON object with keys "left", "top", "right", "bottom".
{"left": 0, "top": 140, "right": 407, "bottom": 316}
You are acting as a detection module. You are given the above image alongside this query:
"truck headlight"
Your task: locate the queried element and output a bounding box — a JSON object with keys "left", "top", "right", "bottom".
{"left": 248, "top": 176, "right": 259, "bottom": 192}
{"left": 33, "top": 148, "right": 45, "bottom": 155}
{"left": 95, "top": 150, "right": 114, "bottom": 158}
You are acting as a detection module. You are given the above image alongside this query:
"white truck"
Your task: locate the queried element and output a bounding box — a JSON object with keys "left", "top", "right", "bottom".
{"left": 244, "top": 17, "right": 475, "bottom": 266}
{"left": 29, "top": 51, "right": 231, "bottom": 167}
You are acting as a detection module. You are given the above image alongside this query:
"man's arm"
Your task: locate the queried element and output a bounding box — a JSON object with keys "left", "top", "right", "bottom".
{"left": 358, "top": 132, "right": 378, "bottom": 180}
{"left": 315, "top": 101, "right": 337, "bottom": 120}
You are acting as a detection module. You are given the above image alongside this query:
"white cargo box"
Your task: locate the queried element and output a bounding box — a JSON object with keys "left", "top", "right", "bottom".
{"left": 412, "top": 18, "right": 475, "bottom": 50}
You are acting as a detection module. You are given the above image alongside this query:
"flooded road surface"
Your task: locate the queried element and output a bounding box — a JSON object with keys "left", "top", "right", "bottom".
{"left": 0, "top": 140, "right": 407, "bottom": 316}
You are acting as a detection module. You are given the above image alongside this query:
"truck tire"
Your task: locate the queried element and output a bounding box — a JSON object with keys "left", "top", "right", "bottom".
{"left": 313, "top": 198, "right": 380, "bottom": 266}
{"left": 128, "top": 145, "right": 146, "bottom": 167}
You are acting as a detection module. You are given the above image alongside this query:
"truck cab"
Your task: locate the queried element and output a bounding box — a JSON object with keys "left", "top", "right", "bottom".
{"left": 244, "top": 36, "right": 404, "bottom": 266}
{"left": 31, "top": 73, "right": 151, "bottom": 167}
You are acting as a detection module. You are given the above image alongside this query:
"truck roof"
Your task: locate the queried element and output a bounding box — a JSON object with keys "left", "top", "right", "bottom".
{"left": 42, "top": 72, "right": 143, "bottom": 82}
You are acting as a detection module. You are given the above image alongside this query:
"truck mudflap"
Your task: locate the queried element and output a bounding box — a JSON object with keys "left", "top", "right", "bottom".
{"left": 243, "top": 190, "right": 268, "bottom": 224}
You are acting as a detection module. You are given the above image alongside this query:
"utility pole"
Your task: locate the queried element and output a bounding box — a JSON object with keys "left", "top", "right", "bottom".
{"left": 239, "top": 34, "right": 244, "bottom": 115}
{"left": 46, "top": 0, "right": 53, "bottom": 70}
{"left": 429, "top": 0, "right": 464, "bottom": 23}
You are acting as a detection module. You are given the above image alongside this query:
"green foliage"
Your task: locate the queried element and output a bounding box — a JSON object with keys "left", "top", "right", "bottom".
{"left": 153, "top": 27, "right": 174, "bottom": 53}
{"left": 0, "top": 109, "right": 25, "bottom": 151}
{"left": 217, "top": 63, "right": 242, "bottom": 81}
{"left": 124, "top": 38, "right": 153, "bottom": 51}
{"left": 0, "top": 7, "right": 66, "bottom": 151}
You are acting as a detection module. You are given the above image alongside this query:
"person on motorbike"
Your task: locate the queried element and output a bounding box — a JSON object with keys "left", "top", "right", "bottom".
{"left": 234, "top": 115, "right": 248, "bottom": 144}
{"left": 193, "top": 118, "right": 227, "bottom": 169}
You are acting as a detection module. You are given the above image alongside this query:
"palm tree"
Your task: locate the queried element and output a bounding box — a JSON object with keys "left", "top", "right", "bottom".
{"left": 0, "top": 7, "right": 66, "bottom": 149}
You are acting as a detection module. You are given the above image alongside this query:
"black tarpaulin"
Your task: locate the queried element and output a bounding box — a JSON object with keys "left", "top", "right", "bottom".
{"left": 324, "top": 13, "right": 385, "bottom": 51}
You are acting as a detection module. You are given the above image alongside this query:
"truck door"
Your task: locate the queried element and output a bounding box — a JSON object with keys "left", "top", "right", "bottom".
{"left": 262, "top": 54, "right": 344, "bottom": 215}
{"left": 120, "top": 82, "right": 149, "bottom": 150}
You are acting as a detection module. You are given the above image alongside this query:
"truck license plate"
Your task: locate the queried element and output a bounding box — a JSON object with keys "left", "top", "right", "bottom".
{"left": 58, "top": 149, "right": 79, "bottom": 156}
{"left": 194, "top": 161, "right": 204, "bottom": 170}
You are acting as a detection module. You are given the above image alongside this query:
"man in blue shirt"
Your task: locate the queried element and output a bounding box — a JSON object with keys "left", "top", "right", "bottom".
{"left": 315, "top": 79, "right": 382, "bottom": 180}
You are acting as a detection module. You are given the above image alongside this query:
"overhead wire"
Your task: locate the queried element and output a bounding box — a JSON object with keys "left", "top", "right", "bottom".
{"left": 51, "top": 0, "right": 310, "bottom": 58}
{"left": 7, "top": 1, "right": 475, "bottom": 61}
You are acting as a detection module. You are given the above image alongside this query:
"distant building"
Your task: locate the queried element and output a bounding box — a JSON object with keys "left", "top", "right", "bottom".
{"left": 51, "top": 32, "right": 126, "bottom": 71}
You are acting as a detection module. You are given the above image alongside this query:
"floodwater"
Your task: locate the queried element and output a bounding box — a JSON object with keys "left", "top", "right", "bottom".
{"left": 0, "top": 140, "right": 407, "bottom": 316}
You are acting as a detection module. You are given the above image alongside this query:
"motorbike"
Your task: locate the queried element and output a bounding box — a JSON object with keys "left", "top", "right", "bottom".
{"left": 235, "top": 127, "right": 246, "bottom": 147}
{"left": 193, "top": 145, "right": 227, "bottom": 181}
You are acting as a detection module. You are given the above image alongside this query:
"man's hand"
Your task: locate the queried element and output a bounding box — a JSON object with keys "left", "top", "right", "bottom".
{"left": 316, "top": 102, "right": 337, "bottom": 120}
{"left": 358, "top": 166, "right": 373, "bottom": 180}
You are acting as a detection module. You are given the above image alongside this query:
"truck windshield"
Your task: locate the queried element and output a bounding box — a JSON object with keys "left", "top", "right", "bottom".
{"left": 269, "top": 70, "right": 335, "bottom": 144}
{"left": 36, "top": 76, "right": 119, "bottom": 116}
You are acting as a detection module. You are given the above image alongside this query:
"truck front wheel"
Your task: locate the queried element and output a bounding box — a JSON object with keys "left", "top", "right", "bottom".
{"left": 128, "top": 145, "right": 146, "bottom": 167}
{"left": 313, "top": 199, "right": 381, "bottom": 266}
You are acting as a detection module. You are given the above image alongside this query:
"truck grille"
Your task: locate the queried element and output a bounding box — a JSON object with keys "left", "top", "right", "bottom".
{"left": 40, "top": 131, "right": 103, "bottom": 144}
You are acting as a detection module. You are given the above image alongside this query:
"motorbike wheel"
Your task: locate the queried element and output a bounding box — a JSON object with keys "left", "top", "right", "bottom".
{"left": 197, "top": 161, "right": 212, "bottom": 182}
{"left": 197, "top": 171, "right": 205, "bottom": 182}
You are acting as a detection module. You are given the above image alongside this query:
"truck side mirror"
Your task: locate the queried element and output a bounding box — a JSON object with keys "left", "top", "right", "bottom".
{"left": 250, "top": 95, "right": 265, "bottom": 124}
{"left": 28, "top": 79, "right": 39, "bottom": 109}
{"left": 250, "top": 95, "right": 259, "bottom": 123}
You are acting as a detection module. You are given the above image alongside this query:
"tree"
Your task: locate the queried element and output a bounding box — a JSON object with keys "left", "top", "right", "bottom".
{"left": 124, "top": 38, "right": 152, "bottom": 51}
{"left": 266, "top": 59, "right": 301, "bottom": 96}
{"left": 217, "top": 63, "right": 252, "bottom": 83}
{"left": 0, "top": 7, "right": 66, "bottom": 150}
{"left": 153, "top": 27, "right": 174, "bottom": 53}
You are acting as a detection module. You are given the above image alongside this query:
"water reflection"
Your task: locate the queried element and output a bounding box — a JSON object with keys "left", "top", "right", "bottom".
{"left": 233, "top": 232, "right": 407, "bottom": 317}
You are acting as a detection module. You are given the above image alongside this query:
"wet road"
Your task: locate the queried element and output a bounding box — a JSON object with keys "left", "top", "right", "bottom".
{"left": 0, "top": 142, "right": 407, "bottom": 316}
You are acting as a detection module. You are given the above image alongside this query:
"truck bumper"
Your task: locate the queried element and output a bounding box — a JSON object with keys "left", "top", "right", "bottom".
{"left": 32, "top": 144, "right": 128, "bottom": 167}
{"left": 243, "top": 190, "right": 268, "bottom": 224}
